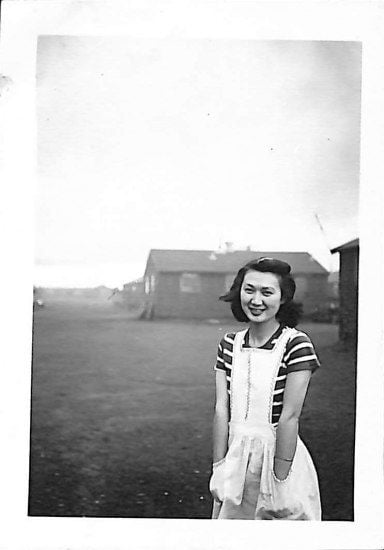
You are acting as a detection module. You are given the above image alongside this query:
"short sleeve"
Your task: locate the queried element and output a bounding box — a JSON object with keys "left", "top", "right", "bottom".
{"left": 214, "top": 339, "right": 226, "bottom": 372}
{"left": 284, "top": 331, "right": 320, "bottom": 374}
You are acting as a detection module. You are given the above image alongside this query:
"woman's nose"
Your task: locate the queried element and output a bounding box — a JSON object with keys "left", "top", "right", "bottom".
{"left": 250, "top": 292, "right": 263, "bottom": 305}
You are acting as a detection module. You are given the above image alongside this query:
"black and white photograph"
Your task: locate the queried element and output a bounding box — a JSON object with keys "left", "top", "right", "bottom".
{"left": 1, "top": 2, "right": 384, "bottom": 550}
{"left": 31, "top": 35, "right": 360, "bottom": 522}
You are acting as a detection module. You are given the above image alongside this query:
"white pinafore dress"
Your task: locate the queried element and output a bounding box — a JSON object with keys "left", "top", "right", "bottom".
{"left": 210, "top": 327, "right": 321, "bottom": 520}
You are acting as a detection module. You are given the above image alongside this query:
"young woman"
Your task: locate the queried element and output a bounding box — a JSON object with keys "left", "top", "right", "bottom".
{"left": 209, "top": 257, "right": 321, "bottom": 520}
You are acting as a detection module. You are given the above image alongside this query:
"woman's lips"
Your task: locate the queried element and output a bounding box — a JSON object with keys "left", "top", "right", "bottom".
{"left": 248, "top": 308, "right": 265, "bottom": 314}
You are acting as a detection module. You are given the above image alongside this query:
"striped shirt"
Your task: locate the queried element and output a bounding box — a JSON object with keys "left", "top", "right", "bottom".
{"left": 214, "top": 324, "right": 320, "bottom": 425}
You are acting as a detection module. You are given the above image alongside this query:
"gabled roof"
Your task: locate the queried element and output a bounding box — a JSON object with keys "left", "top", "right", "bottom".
{"left": 331, "top": 238, "right": 359, "bottom": 253}
{"left": 147, "top": 249, "right": 328, "bottom": 275}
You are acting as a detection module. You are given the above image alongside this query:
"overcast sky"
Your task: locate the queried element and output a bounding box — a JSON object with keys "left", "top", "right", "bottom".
{"left": 35, "top": 37, "right": 361, "bottom": 287}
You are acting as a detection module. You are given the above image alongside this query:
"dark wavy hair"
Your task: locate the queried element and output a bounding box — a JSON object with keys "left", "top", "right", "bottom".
{"left": 220, "top": 257, "right": 302, "bottom": 327}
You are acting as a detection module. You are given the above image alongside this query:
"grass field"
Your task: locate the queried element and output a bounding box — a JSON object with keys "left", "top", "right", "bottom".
{"left": 29, "top": 302, "right": 356, "bottom": 520}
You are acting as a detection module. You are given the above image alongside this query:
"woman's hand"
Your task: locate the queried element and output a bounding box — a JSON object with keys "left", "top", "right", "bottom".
{"left": 209, "top": 458, "right": 226, "bottom": 503}
{"left": 273, "top": 457, "right": 292, "bottom": 481}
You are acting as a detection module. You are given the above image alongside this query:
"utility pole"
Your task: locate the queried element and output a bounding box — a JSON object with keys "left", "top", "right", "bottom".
{"left": 314, "top": 212, "right": 333, "bottom": 271}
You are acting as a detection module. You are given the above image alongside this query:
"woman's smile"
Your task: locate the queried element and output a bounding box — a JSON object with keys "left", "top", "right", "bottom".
{"left": 248, "top": 306, "right": 266, "bottom": 315}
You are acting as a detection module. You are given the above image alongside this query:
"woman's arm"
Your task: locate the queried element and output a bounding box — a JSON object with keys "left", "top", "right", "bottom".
{"left": 274, "top": 370, "right": 312, "bottom": 480}
{"left": 212, "top": 369, "right": 229, "bottom": 463}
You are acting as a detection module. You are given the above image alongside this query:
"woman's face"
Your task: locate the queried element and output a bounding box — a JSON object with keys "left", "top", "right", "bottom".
{"left": 240, "top": 270, "right": 283, "bottom": 324}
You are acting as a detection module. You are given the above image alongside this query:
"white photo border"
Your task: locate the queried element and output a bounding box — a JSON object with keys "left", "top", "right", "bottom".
{"left": 0, "top": 1, "right": 383, "bottom": 549}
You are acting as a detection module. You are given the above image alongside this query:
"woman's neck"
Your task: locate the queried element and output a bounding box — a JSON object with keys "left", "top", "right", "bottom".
{"left": 247, "top": 318, "right": 280, "bottom": 347}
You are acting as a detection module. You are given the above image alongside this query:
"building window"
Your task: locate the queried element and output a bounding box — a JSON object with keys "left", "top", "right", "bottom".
{"left": 144, "top": 276, "right": 150, "bottom": 295}
{"left": 150, "top": 274, "right": 156, "bottom": 292}
{"left": 144, "top": 275, "right": 156, "bottom": 294}
{"left": 224, "top": 273, "right": 236, "bottom": 293}
{"left": 180, "top": 273, "right": 201, "bottom": 293}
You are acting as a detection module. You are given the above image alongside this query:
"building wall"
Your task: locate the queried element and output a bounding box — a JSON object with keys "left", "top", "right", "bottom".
{"left": 142, "top": 259, "right": 157, "bottom": 318}
{"left": 153, "top": 272, "right": 231, "bottom": 319}
{"left": 339, "top": 248, "right": 359, "bottom": 341}
{"left": 299, "top": 274, "right": 329, "bottom": 315}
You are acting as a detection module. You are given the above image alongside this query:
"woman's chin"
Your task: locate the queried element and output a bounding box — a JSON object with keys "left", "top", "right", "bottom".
{"left": 246, "top": 312, "right": 278, "bottom": 324}
{"left": 247, "top": 313, "right": 265, "bottom": 323}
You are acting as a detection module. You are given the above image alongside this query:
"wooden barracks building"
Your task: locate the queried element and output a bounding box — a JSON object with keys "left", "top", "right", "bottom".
{"left": 141, "top": 248, "right": 329, "bottom": 320}
{"left": 331, "top": 238, "right": 359, "bottom": 342}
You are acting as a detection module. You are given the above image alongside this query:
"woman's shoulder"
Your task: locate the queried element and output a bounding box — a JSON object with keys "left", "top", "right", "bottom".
{"left": 282, "top": 326, "right": 320, "bottom": 371}
{"left": 215, "top": 331, "right": 240, "bottom": 370}
{"left": 285, "top": 326, "right": 315, "bottom": 346}
{"left": 218, "top": 331, "right": 237, "bottom": 349}
{"left": 219, "top": 329, "right": 246, "bottom": 343}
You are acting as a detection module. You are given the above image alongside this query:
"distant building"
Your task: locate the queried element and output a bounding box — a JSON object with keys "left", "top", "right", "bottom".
{"left": 141, "top": 249, "right": 329, "bottom": 320}
{"left": 122, "top": 278, "right": 144, "bottom": 294}
{"left": 37, "top": 286, "right": 112, "bottom": 303}
{"left": 327, "top": 271, "right": 339, "bottom": 301}
{"left": 331, "top": 238, "right": 359, "bottom": 342}
{"left": 111, "top": 278, "right": 145, "bottom": 309}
